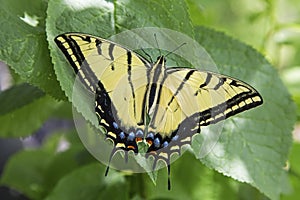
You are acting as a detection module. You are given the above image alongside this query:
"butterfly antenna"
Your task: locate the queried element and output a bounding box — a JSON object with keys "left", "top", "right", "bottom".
{"left": 165, "top": 42, "right": 187, "bottom": 58}
{"left": 141, "top": 48, "right": 153, "bottom": 63}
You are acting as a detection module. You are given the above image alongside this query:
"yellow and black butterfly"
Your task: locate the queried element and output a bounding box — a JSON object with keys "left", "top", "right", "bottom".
{"left": 54, "top": 33, "right": 263, "bottom": 190}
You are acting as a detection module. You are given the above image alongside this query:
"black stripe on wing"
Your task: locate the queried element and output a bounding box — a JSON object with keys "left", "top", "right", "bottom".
{"left": 198, "top": 91, "right": 263, "bottom": 126}
{"left": 126, "top": 51, "right": 138, "bottom": 120}
{"left": 55, "top": 34, "right": 101, "bottom": 92}
{"left": 167, "top": 69, "right": 197, "bottom": 107}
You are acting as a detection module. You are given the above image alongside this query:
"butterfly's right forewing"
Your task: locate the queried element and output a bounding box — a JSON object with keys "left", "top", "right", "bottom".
{"left": 165, "top": 68, "right": 263, "bottom": 126}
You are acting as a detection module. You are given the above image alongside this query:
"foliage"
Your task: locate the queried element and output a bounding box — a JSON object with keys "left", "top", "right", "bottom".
{"left": 0, "top": 0, "right": 299, "bottom": 200}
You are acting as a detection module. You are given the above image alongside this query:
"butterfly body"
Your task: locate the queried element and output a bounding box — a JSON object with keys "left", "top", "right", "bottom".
{"left": 94, "top": 55, "right": 190, "bottom": 154}
{"left": 54, "top": 33, "right": 263, "bottom": 189}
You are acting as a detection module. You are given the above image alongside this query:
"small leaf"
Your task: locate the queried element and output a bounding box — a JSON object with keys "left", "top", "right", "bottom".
{"left": 0, "top": 83, "right": 44, "bottom": 115}
{"left": 0, "top": 150, "right": 53, "bottom": 200}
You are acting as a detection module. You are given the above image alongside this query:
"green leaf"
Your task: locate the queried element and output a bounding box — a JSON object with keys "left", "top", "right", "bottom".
{"left": 0, "top": 0, "right": 64, "bottom": 99}
{"left": 237, "top": 183, "right": 270, "bottom": 200}
{"left": 0, "top": 93, "right": 60, "bottom": 138}
{"left": 0, "top": 130, "right": 96, "bottom": 200}
{"left": 46, "top": 0, "right": 115, "bottom": 37}
{"left": 145, "top": 152, "right": 239, "bottom": 200}
{"left": 282, "top": 67, "right": 300, "bottom": 121}
{"left": 192, "top": 26, "right": 296, "bottom": 200}
{"left": 0, "top": 150, "right": 53, "bottom": 200}
{"left": 42, "top": 135, "right": 96, "bottom": 196}
{"left": 114, "top": 0, "right": 194, "bottom": 67}
{"left": 0, "top": 83, "right": 44, "bottom": 115}
{"left": 45, "top": 163, "right": 128, "bottom": 200}
{"left": 185, "top": 0, "right": 206, "bottom": 26}
{"left": 282, "top": 142, "right": 300, "bottom": 200}
{"left": 115, "top": 0, "right": 194, "bottom": 37}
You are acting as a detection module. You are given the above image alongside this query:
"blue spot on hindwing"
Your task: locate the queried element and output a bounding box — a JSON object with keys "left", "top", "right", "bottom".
{"left": 154, "top": 138, "right": 160, "bottom": 148}
{"left": 119, "top": 132, "right": 125, "bottom": 140}
{"left": 112, "top": 122, "right": 118, "bottom": 129}
{"left": 128, "top": 132, "right": 135, "bottom": 141}
{"left": 147, "top": 132, "right": 154, "bottom": 139}
{"left": 136, "top": 130, "right": 144, "bottom": 138}
{"left": 172, "top": 135, "right": 179, "bottom": 141}
{"left": 163, "top": 141, "right": 169, "bottom": 148}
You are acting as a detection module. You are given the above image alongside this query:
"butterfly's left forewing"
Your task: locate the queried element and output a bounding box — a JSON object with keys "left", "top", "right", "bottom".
{"left": 55, "top": 33, "right": 150, "bottom": 141}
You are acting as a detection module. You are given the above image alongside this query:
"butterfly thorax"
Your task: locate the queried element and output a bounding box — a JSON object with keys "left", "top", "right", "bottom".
{"left": 146, "top": 56, "right": 166, "bottom": 119}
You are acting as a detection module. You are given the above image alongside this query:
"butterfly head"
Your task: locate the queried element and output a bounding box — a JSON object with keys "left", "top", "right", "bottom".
{"left": 156, "top": 56, "right": 166, "bottom": 65}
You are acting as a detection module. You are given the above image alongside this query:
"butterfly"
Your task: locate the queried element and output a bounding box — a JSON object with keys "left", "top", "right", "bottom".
{"left": 54, "top": 33, "right": 263, "bottom": 190}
